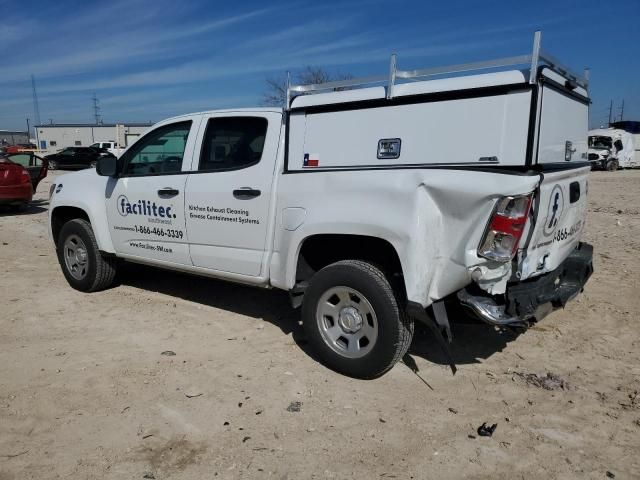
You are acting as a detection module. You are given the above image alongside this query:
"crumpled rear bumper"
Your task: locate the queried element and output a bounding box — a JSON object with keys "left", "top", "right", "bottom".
{"left": 458, "top": 242, "right": 593, "bottom": 327}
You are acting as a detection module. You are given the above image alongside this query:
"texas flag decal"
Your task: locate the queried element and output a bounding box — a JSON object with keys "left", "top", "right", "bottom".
{"left": 303, "top": 153, "right": 319, "bottom": 168}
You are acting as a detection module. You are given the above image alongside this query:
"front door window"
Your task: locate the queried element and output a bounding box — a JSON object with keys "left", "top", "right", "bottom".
{"left": 105, "top": 119, "right": 198, "bottom": 266}
{"left": 122, "top": 122, "right": 191, "bottom": 176}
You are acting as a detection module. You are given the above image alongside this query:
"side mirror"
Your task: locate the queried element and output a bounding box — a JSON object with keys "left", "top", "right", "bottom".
{"left": 96, "top": 155, "right": 118, "bottom": 177}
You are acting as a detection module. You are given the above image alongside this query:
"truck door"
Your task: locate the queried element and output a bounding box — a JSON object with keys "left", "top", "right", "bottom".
{"left": 184, "top": 112, "right": 281, "bottom": 277}
{"left": 105, "top": 117, "right": 201, "bottom": 266}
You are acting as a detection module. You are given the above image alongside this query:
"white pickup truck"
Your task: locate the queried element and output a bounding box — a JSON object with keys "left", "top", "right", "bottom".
{"left": 48, "top": 32, "right": 593, "bottom": 378}
{"left": 90, "top": 141, "right": 125, "bottom": 158}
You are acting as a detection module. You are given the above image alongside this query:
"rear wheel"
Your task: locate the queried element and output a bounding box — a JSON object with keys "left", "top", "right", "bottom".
{"left": 302, "top": 260, "right": 413, "bottom": 379}
{"left": 56, "top": 218, "right": 117, "bottom": 292}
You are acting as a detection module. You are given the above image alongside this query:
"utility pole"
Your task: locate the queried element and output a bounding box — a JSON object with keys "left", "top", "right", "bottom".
{"left": 608, "top": 99, "right": 613, "bottom": 125}
{"left": 92, "top": 93, "right": 102, "bottom": 125}
{"left": 618, "top": 99, "right": 625, "bottom": 122}
{"left": 31, "top": 75, "right": 41, "bottom": 127}
{"left": 26, "top": 118, "right": 30, "bottom": 141}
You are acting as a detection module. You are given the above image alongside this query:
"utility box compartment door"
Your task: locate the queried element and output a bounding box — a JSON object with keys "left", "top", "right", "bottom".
{"left": 288, "top": 89, "right": 533, "bottom": 169}
{"left": 536, "top": 74, "right": 589, "bottom": 164}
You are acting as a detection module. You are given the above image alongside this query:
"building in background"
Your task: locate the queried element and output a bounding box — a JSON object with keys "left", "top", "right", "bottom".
{"left": 35, "top": 123, "right": 152, "bottom": 155}
{"left": 0, "top": 130, "right": 29, "bottom": 146}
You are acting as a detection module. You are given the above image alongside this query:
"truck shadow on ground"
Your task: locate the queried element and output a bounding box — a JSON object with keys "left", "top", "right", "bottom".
{"left": 120, "top": 263, "right": 522, "bottom": 370}
{"left": 0, "top": 199, "right": 48, "bottom": 216}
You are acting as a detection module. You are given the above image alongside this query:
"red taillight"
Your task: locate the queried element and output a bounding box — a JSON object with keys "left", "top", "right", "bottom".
{"left": 478, "top": 194, "right": 533, "bottom": 262}
{"left": 20, "top": 169, "right": 31, "bottom": 184}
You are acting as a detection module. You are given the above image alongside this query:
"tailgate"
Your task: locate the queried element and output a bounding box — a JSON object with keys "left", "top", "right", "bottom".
{"left": 520, "top": 165, "right": 589, "bottom": 279}
{"left": 518, "top": 67, "right": 590, "bottom": 280}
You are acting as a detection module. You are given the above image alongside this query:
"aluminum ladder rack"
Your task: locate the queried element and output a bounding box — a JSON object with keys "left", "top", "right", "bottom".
{"left": 285, "top": 31, "right": 589, "bottom": 110}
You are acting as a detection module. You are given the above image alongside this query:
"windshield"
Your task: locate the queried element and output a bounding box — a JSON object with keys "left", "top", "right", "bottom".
{"left": 588, "top": 136, "right": 612, "bottom": 149}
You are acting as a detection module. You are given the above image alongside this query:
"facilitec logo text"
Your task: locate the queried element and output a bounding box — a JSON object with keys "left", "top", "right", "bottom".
{"left": 117, "top": 195, "right": 176, "bottom": 219}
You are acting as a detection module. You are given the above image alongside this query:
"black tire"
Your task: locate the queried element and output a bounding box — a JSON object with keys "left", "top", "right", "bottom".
{"left": 302, "top": 260, "right": 413, "bottom": 379}
{"left": 606, "top": 159, "right": 618, "bottom": 171}
{"left": 56, "top": 218, "right": 117, "bottom": 292}
{"left": 48, "top": 160, "right": 57, "bottom": 170}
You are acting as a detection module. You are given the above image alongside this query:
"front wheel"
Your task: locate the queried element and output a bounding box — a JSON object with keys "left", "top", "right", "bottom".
{"left": 302, "top": 260, "right": 413, "bottom": 379}
{"left": 56, "top": 218, "right": 117, "bottom": 292}
{"left": 606, "top": 159, "right": 619, "bottom": 171}
{"left": 48, "top": 160, "right": 57, "bottom": 170}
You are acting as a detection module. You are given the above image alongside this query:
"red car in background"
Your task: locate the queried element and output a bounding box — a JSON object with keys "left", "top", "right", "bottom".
{"left": 0, "top": 152, "right": 48, "bottom": 209}
{"left": 0, "top": 144, "right": 38, "bottom": 154}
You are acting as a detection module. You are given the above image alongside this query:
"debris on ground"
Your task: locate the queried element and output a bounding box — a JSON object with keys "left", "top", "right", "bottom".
{"left": 477, "top": 423, "right": 497, "bottom": 437}
{"left": 0, "top": 450, "right": 29, "bottom": 458}
{"left": 619, "top": 390, "right": 639, "bottom": 410}
{"left": 142, "top": 472, "right": 155, "bottom": 479}
{"left": 160, "top": 351, "right": 176, "bottom": 356}
{"left": 185, "top": 390, "right": 203, "bottom": 398}
{"left": 448, "top": 407, "right": 458, "bottom": 414}
{"left": 286, "top": 401, "right": 302, "bottom": 412}
{"left": 606, "top": 471, "right": 615, "bottom": 478}
{"left": 242, "top": 436, "right": 251, "bottom": 443}
{"left": 513, "top": 372, "right": 567, "bottom": 390}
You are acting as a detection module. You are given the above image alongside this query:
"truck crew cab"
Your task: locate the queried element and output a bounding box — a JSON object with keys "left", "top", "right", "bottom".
{"left": 49, "top": 32, "right": 593, "bottom": 379}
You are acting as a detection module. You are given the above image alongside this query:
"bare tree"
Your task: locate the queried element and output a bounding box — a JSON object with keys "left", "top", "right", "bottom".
{"left": 262, "top": 66, "right": 352, "bottom": 107}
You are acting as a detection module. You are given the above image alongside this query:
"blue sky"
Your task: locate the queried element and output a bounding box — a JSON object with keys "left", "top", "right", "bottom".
{"left": 1, "top": 0, "right": 638, "bottom": 131}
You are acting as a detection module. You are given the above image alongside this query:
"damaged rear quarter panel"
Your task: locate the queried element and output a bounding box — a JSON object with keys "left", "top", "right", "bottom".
{"left": 415, "top": 170, "right": 540, "bottom": 302}
{"left": 275, "top": 168, "right": 540, "bottom": 307}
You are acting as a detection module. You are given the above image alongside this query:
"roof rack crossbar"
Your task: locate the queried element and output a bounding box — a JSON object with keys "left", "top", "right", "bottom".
{"left": 288, "top": 74, "right": 388, "bottom": 94}
{"left": 285, "top": 30, "right": 588, "bottom": 110}
{"left": 538, "top": 51, "right": 587, "bottom": 88}
{"left": 396, "top": 54, "right": 532, "bottom": 81}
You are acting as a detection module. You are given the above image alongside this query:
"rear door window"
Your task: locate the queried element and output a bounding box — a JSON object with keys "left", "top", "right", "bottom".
{"left": 198, "top": 117, "right": 267, "bottom": 171}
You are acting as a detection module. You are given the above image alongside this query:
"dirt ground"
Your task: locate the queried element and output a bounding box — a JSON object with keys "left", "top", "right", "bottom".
{"left": 1, "top": 169, "right": 639, "bottom": 480}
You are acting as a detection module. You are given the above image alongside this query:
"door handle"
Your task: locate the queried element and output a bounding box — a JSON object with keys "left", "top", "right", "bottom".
{"left": 233, "top": 187, "right": 261, "bottom": 200}
{"left": 158, "top": 187, "right": 179, "bottom": 198}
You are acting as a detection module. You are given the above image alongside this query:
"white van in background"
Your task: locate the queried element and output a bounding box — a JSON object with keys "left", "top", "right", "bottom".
{"left": 610, "top": 121, "right": 640, "bottom": 167}
{"left": 588, "top": 128, "right": 636, "bottom": 170}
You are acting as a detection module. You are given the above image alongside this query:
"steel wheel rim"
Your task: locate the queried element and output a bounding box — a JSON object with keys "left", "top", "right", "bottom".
{"left": 316, "top": 286, "right": 378, "bottom": 359}
{"left": 63, "top": 234, "right": 89, "bottom": 280}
